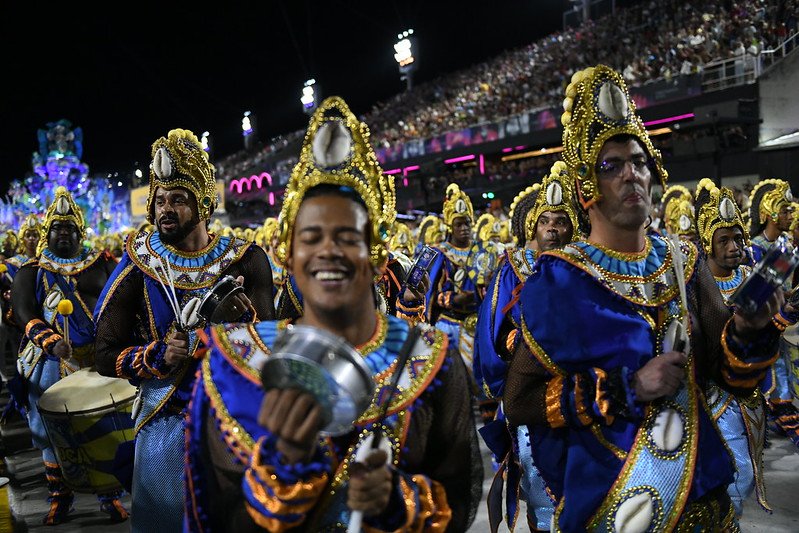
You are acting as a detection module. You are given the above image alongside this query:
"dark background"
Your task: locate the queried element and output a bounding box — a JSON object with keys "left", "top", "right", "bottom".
{"left": 1, "top": 1, "right": 641, "bottom": 195}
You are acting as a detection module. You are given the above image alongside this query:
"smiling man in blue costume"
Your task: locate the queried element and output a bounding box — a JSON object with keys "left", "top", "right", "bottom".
{"left": 11, "top": 187, "right": 125, "bottom": 525}
{"left": 747, "top": 178, "right": 799, "bottom": 449}
{"left": 184, "top": 96, "right": 481, "bottom": 532}
{"left": 693, "top": 178, "right": 780, "bottom": 518}
{"left": 503, "top": 65, "right": 788, "bottom": 532}
{"left": 475, "top": 161, "right": 579, "bottom": 532}
{"left": 93, "top": 128, "right": 274, "bottom": 532}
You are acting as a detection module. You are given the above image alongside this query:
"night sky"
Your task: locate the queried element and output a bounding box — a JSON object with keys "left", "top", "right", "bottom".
{"left": 2, "top": 1, "right": 635, "bottom": 195}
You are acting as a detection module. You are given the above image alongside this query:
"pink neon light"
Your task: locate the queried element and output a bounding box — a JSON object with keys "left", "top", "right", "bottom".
{"left": 268, "top": 192, "right": 275, "bottom": 205}
{"left": 444, "top": 154, "right": 475, "bottom": 164}
{"left": 384, "top": 168, "right": 401, "bottom": 175}
{"left": 514, "top": 145, "right": 525, "bottom": 150}
{"left": 643, "top": 113, "right": 695, "bottom": 127}
{"left": 229, "top": 172, "right": 273, "bottom": 194}
{"left": 479, "top": 154, "right": 485, "bottom": 175}
{"left": 403, "top": 165, "right": 419, "bottom": 176}
{"left": 403, "top": 178, "right": 409, "bottom": 187}
{"left": 501, "top": 147, "right": 513, "bottom": 153}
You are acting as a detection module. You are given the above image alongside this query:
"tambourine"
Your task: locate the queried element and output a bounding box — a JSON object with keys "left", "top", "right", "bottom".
{"left": 197, "top": 275, "right": 245, "bottom": 324}
{"left": 731, "top": 235, "right": 799, "bottom": 315}
{"left": 406, "top": 246, "right": 439, "bottom": 291}
{"left": 260, "top": 325, "right": 375, "bottom": 436}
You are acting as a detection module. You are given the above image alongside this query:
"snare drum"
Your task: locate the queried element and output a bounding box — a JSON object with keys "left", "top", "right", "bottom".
{"left": 37, "top": 369, "right": 137, "bottom": 493}
{"left": 784, "top": 325, "right": 799, "bottom": 401}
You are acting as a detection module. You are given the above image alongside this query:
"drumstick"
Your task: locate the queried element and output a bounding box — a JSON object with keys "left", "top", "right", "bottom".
{"left": 57, "top": 299, "right": 74, "bottom": 346}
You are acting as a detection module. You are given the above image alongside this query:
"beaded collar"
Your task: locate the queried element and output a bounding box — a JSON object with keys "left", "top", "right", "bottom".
{"left": 714, "top": 265, "right": 751, "bottom": 303}
{"left": 208, "top": 314, "right": 447, "bottom": 426}
{"left": 508, "top": 248, "right": 538, "bottom": 282}
{"left": 127, "top": 228, "right": 250, "bottom": 289}
{"left": 546, "top": 234, "right": 696, "bottom": 307}
{"left": 572, "top": 237, "right": 662, "bottom": 277}
{"left": 5, "top": 253, "right": 33, "bottom": 269}
{"left": 437, "top": 241, "right": 471, "bottom": 268}
{"left": 37, "top": 247, "right": 100, "bottom": 276}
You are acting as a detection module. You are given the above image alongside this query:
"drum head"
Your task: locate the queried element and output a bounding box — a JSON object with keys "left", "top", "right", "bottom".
{"left": 38, "top": 368, "right": 137, "bottom": 414}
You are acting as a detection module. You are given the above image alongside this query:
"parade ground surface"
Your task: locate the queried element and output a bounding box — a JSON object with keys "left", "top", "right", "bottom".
{"left": 1, "top": 397, "right": 797, "bottom": 532}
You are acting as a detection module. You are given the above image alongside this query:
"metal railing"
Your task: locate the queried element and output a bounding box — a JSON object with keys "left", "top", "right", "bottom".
{"left": 701, "top": 32, "right": 799, "bottom": 92}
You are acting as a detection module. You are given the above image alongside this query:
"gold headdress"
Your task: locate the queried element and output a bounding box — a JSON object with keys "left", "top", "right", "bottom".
{"left": 418, "top": 215, "right": 445, "bottom": 246}
{"left": 276, "top": 96, "right": 395, "bottom": 268}
{"left": 17, "top": 214, "right": 43, "bottom": 249}
{"left": 442, "top": 183, "right": 474, "bottom": 228}
{"left": 509, "top": 184, "right": 540, "bottom": 244}
{"left": 2, "top": 230, "right": 18, "bottom": 253}
{"left": 262, "top": 217, "right": 280, "bottom": 245}
{"left": 474, "top": 213, "right": 501, "bottom": 242}
{"left": 527, "top": 160, "right": 580, "bottom": 242}
{"left": 790, "top": 202, "right": 799, "bottom": 232}
{"left": 38, "top": 186, "right": 86, "bottom": 255}
{"left": 499, "top": 219, "right": 511, "bottom": 244}
{"left": 561, "top": 65, "right": 667, "bottom": 208}
{"left": 695, "top": 178, "right": 749, "bottom": 255}
{"left": 147, "top": 128, "right": 216, "bottom": 223}
{"left": 749, "top": 179, "right": 793, "bottom": 232}
{"left": 388, "top": 222, "right": 414, "bottom": 254}
{"left": 662, "top": 185, "right": 695, "bottom": 236}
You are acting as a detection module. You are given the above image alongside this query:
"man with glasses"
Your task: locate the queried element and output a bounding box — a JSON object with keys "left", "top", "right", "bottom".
{"left": 503, "top": 65, "right": 788, "bottom": 530}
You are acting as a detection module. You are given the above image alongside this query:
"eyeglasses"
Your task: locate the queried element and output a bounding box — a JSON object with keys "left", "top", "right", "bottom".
{"left": 595, "top": 155, "right": 652, "bottom": 178}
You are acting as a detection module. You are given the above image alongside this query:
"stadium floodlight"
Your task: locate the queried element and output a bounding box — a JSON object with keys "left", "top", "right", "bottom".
{"left": 201, "top": 131, "right": 211, "bottom": 153}
{"left": 242, "top": 111, "right": 257, "bottom": 150}
{"left": 242, "top": 112, "right": 253, "bottom": 136}
{"left": 393, "top": 29, "right": 417, "bottom": 91}
{"left": 300, "top": 79, "right": 318, "bottom": 114}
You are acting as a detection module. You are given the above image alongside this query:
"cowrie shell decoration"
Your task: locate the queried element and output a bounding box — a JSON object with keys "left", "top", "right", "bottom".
{"left": 718, "top": 197, "right": 736, "bottom": 222}
{"left": 651, "top": 408, "right": 684, "bottom": 452}
{"left": 597, "top": 82, "right": 629, "bottom": 120}
{"left": 153, "top": 147, "right": 173, "bottom": 180}
{"left": 55, "top": 197, "right": 70, "bottom": 216}
{"left": 614, "top": 492, "right": 654, "bottom": 533}
{"left": 546, "top": 181, "right": 564, "bottom": 206}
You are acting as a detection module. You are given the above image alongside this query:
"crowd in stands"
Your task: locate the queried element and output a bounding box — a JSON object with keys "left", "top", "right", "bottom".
{"left": 366, "top": 0, "right": 798, "bottom": 149}
{"left": 216, "top": 0, "right": 798, "bottom": 184}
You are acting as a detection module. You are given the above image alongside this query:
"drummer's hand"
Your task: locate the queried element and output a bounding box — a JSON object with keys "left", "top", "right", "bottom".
{"left": 733, "top": 288, "right": 784, "bottom": 337}
{"left": 164, "top": 330, "right": 189, "bottom": 367}
{"left": 258, "top": 388, "right": 321, "bottom": 464}
{"left": 401, "top": 272, "right": 430, "bottom": 304}
{"left": 52, "top": 339, "right": 72, "bottom": 359}
{"left": 348, "top": 449, "right": 392, "bottom": 516}
{"left": 215, "top": 276, "right": 252, "bottom": 322}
